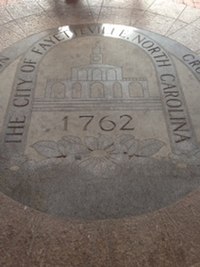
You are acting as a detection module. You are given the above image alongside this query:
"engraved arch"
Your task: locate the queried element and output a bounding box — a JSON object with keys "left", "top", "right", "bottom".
{"left": 78, "top": 69, "right": 88, "bottom": 80}
{"left": 129, "top": 81, "right": 144, "bottom": 97}
{"left": 90, "top": 82, "right": 104, "bottom": 98}
{"left": 107, "top": 69, "right": 116, "bottom": 80}
{"left": 92, "top": 69, "right": 102, "bottom": 80}
{"left": 51, "top": 82, "right": 66, "bottom": 98}
{"left": 113, "top": 82, "right": 122, "bottom": 98}
{"left": 72, "top": 82, "right": 82, "bottom": 98}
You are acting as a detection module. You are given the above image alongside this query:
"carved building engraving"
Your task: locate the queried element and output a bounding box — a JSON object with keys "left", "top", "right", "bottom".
{"left": 35, "top": 43, "right": 152, "bottom": 112}
{"left": 1, "top": 24, "right": 200, "bottom": 219}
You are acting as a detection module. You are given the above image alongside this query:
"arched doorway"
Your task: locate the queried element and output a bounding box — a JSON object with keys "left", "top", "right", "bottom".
{"left": 113, "top": 82, "right": 122, "bottom": 98}
{"left": 90, "top": 82, "right": 104, "bottom": 98}
{"left": 51, "top": 82, "right": 66, "bottom": 98}
{"left": 129, "top": 82, "right": 144, "bottom": 97}
{"left": 72, "top": 82, "right": 82, "bottom": 98}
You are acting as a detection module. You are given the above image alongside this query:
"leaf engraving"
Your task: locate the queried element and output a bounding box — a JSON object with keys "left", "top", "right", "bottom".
{"left": 32, "top": 141, "right": 63, "bottom": 158}
{"left": 118, "top": 134, "right": 138, "bottom": 155}
{"left": 62, "top": 136, "right": 82, "bottom": 144}
{"left": 98, "top": 134, "right": 114, "bottom": 150}
{"left": 135, "top": 139, "right": 165, "bottom": 157}
{"left": 58, "top": 135, "right": 88, "bottom": 155}
{"left": 128, "top": 140, "right": 139, "bottom": 156}
{"left": 118, "top": 134, "right": 135, "bottom": 146}
{"left": 85, "top": 136, "right": 98, "bottom": 151}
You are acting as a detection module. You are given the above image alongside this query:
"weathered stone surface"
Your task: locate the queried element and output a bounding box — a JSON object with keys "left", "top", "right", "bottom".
{"left": 1, "top": 24, "right": 200, "bottom": 266}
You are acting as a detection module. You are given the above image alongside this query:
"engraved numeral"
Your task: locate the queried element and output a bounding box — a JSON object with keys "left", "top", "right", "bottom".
{"left": 63, "top": 114, "right": 135, "bottom": 132}
{"left": 120, "top": 115, "right": 135, "bottom": 130}
{"left": 99, "top": 116, "right": 116, "bottom": 131}
{"left": 79, "top": 115, "right": 94, "bottom": 131}
{"left": 63, "top": 116, "right": 68, "bottom": 131}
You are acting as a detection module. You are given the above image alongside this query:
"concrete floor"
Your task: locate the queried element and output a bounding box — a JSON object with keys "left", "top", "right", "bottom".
{"left": 1, "top": 0, "right": 200, "bottom": 266}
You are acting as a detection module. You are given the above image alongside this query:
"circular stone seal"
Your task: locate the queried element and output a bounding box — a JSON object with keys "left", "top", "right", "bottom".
{"left": 1, "top": 24, "right": 200, "bottom": 220}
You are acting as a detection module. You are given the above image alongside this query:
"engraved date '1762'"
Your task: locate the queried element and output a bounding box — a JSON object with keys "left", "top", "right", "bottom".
{"left": 63, "top": 114, "right": 135, "bottom": 131}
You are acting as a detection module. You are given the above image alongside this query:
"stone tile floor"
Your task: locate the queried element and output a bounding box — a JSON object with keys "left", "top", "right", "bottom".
{"left": 1, "top": 0, "right": 200, "bottom": 266}
{"left": 0, "top": 0, "right": 199, "bottom": 53}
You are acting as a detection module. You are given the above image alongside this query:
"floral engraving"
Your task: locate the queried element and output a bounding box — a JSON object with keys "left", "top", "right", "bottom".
{"left": 78, "top": 134, "right": 126, "bottom": 175}
{"left": 32, "top": 140, "right": 63, "bottom": 158}
{"left": 32, "top": 134, "right": 165, "bottom": 175}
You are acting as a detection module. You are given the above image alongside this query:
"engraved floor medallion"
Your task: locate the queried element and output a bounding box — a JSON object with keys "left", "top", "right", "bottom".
{"left": 1, "top": 24, "right": 200, "bottom": 220}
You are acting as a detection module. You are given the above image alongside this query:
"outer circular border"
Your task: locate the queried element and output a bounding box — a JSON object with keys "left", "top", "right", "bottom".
{"left": 1, "top": 24, "right": 200, "bottom": 267}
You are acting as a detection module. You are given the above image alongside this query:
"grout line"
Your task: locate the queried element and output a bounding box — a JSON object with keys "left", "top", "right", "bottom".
{"left": 144, "top": 0, "right": 157, "bottom": 11}
{"left": 5, "top": 6, "right": 15, "bottom": 22}
{"left": 3, "top": 23, "right": 25, "bottom": 38}
{"left": 35, "top": 0, "right": 48, "bottom": 13}
{"left": 85, "top": 0, "right": 96, "bottom": 23}
{"left": 7, "top": 16, "right": 27, "bottom": 36}
{"left": 130, "top": 9, "right": 146, "bottom": 26}
{"left": 132, "top": 0, "right": 157, "bottom": 25}
{"left": 167, "top": 11, "right": 200, "bottom": 37}
{"left": 97, "top": 0, "right": 105, "bottom": 24}
{"left": 0, "top": 7, "right": 27, "bottom": 37}
{"left": 165, "top": 4, "right": 187, "bottom": 35}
